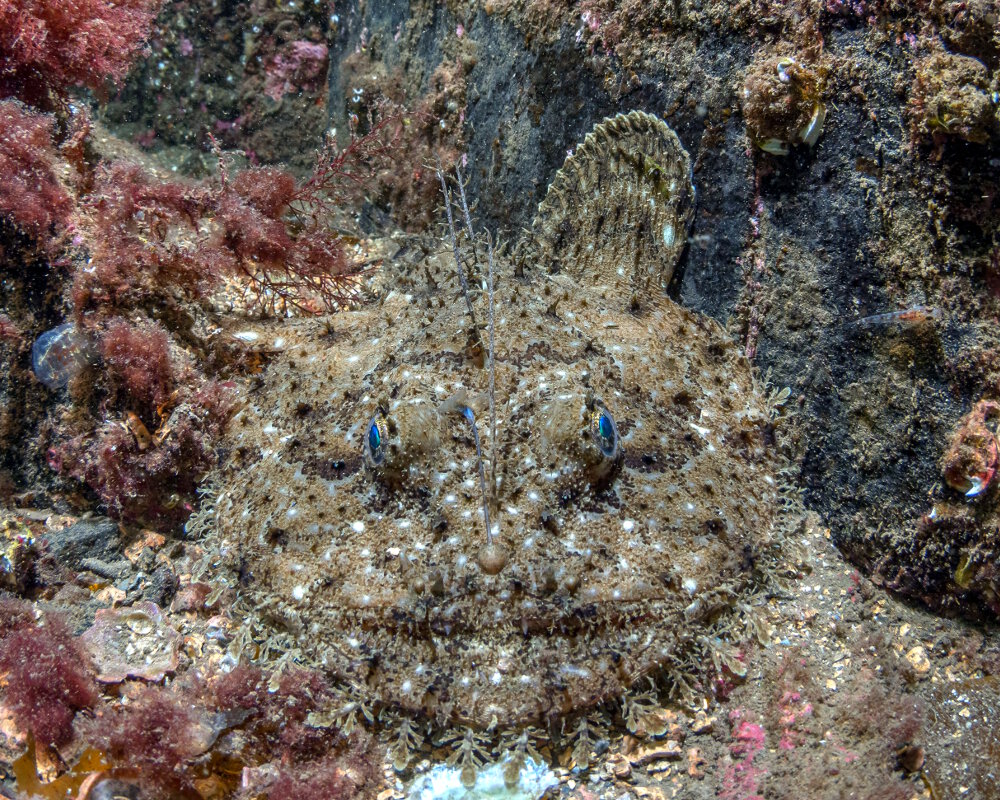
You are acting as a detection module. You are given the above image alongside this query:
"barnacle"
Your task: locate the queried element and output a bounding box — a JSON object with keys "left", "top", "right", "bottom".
{"left": 742, "top": 54, "right": 827, "bottom": 154}
{"left": 909, "top": 51, "right": 998, "bottom": 145}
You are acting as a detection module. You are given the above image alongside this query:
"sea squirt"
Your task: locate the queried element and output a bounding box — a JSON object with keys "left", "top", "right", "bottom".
{"left": 206, "top": 111, "right": 787, "bottom": 758}
{"left": 32, "top": 323, "right": 94, "bottom": 389}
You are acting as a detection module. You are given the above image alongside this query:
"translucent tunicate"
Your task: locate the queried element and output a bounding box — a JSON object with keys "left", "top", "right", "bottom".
{"left": 407, "top": 757, "right": 557, "bottom": 800}
{"left": 31, "top": 323, "right": 93, "bottom": 389}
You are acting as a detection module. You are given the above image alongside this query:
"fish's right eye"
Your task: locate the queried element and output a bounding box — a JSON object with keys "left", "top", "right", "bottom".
{"left": 365, "top": 410, "right": 389, "bottom": 466}
{"left": 361, "top": 403, "right": 443, "bottom": 485}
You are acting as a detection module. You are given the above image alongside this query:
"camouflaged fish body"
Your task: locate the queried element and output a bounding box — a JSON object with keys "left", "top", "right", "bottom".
{"left": 209, "top": 112, "right": 781, "bottom": 736}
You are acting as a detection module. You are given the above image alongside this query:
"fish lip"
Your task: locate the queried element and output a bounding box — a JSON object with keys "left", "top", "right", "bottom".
{"left": 352, "top": 594, "right": 674, "bottom": 640}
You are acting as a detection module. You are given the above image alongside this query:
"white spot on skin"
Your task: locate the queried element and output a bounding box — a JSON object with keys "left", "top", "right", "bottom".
{"left": 292, "top": 585, "right": 306, "bottom": 601}
{"left": 622, "top": 519, "right": 635, "bottom": 532}
{"left": 690, "top": 422, "right": 711, "bottom": 438}
{"left": 683, "top": 577, "right": 698, "bottom": 594}
{"left": 663, "top": 222, "right": 675, "bottom": 247}
{"left": 351, "top": 520, "right": 365, "bottom": 533}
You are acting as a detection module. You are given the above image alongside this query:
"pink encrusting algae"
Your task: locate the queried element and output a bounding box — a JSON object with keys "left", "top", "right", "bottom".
{"left": 720, "top": 710, "right": 767, "bottom": 800}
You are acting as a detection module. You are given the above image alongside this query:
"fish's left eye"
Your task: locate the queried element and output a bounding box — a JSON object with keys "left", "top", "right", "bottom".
{"left": 366, "top": 411, "right": 389, "bottom": 466}
{"left": 589, "top": 402, "right": 620, "bottom": 460}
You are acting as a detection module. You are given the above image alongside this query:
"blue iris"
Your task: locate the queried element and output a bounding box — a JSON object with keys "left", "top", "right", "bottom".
{"left": 593, "top": 407, "right": 619, "bottom": 458}
{"left": 366, "top": 414, "right": 387, "bottom": 465}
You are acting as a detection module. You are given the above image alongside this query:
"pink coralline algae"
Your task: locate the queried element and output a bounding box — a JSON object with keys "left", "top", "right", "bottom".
{"left": 776, "top": 690, "right": 813, "bottom": 750}
{"left": 264, "top": 40, "right": 329, "bottom": 102}
{"left": 720, "top": 710, "right": 767, "bottom": 800}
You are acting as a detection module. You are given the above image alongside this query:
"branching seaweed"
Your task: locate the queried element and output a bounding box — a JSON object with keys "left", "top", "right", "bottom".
{"left": 443, "top": 727, "right": 492, "bottom": 788}
{"left": 499, "top": 728, "right": 546, "bottom": 787}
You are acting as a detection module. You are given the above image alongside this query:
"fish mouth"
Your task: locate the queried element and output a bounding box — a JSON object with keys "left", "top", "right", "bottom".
{"left": 342, "top": 581, "right": 734, "bottom": 641}
{"left": 323, "top": 592, "right": 707, "bottom": 730}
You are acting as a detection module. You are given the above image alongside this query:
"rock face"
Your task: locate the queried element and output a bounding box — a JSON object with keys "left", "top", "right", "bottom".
{"left": 43, "top": 517, "right": 122, "bottom": 568}
{"left": 209, "top": 114, "right": 785, "bottom": 735}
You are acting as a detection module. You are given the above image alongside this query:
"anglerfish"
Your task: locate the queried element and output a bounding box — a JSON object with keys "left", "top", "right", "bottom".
{"left": 208, "top": 111, "right": 785, "bottom": 750}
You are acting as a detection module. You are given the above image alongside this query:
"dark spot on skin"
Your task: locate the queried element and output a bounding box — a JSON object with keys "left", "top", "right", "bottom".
{"left": 266, "top": 527, "right": 288, "bottom": 548}
{"left": 299, "top": 455, "right": 362, "bottom": 481}
{"left": 625, "top": 450, "right": 668, "bottom": 472}
{"left": 540, "top": 510, "right": 560, "bottom": 534}
{"left": 237, "top": 557, "right": 252, "bottom": 586}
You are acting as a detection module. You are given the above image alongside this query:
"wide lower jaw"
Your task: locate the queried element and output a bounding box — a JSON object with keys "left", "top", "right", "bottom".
{"left": 319, "top": 594, "right": 714, "bottom": 730}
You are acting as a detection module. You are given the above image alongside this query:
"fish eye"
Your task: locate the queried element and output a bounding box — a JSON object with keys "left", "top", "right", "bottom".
{"left": 589, "top": 401, "right": 620, "bottom": 460}
{"left": 590, "top": 404, "right": 619, "bottom": 459}
{"left": 360, "top": 403, "right": 443, "bottom": 484}
{"left": 365, "top": 410, "right": 389, "bottom": 466}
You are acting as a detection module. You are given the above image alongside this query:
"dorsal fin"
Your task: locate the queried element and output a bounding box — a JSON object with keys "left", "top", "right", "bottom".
{"left": 518, "top": 111, "right": 695, "bottom": 294}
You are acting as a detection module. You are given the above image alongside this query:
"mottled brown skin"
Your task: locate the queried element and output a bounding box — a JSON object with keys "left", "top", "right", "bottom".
{"left": 211, "top": 114, "right": 783, "bottom": 733}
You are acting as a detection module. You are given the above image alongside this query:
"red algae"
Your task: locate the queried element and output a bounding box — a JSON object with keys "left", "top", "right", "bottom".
{"left": 0, "top": 0, "right": 162, "bottom": 106}
{"left": 0, "top": 101, "right": 72, "bottom": 246}
{"left": 84, "top": 683, "right": 217, "bottom": 798}
{"left": 100, "top": 319, "right": 175, "bottom": 421}
{"left": 0, "top": 596, "right": 97, "bottom": 748}
{"left": 250, "top": 747, "right": 382, "bottom": 800}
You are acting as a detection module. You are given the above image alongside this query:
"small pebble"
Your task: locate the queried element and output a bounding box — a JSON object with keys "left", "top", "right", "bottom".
{"left": 687, "top": 747, "right": 705, "bottom": 778}
{"left": 607, "top": 753, "right": 631, "bottom": 780}
{"left": 690, "top": 710, "right": 714, "bottom": 735}
{"left": 629, "top": 741, "right": 683, "bottom": 766}
{"left": 905, "top": 645, "right": 931, "bottom": 675}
